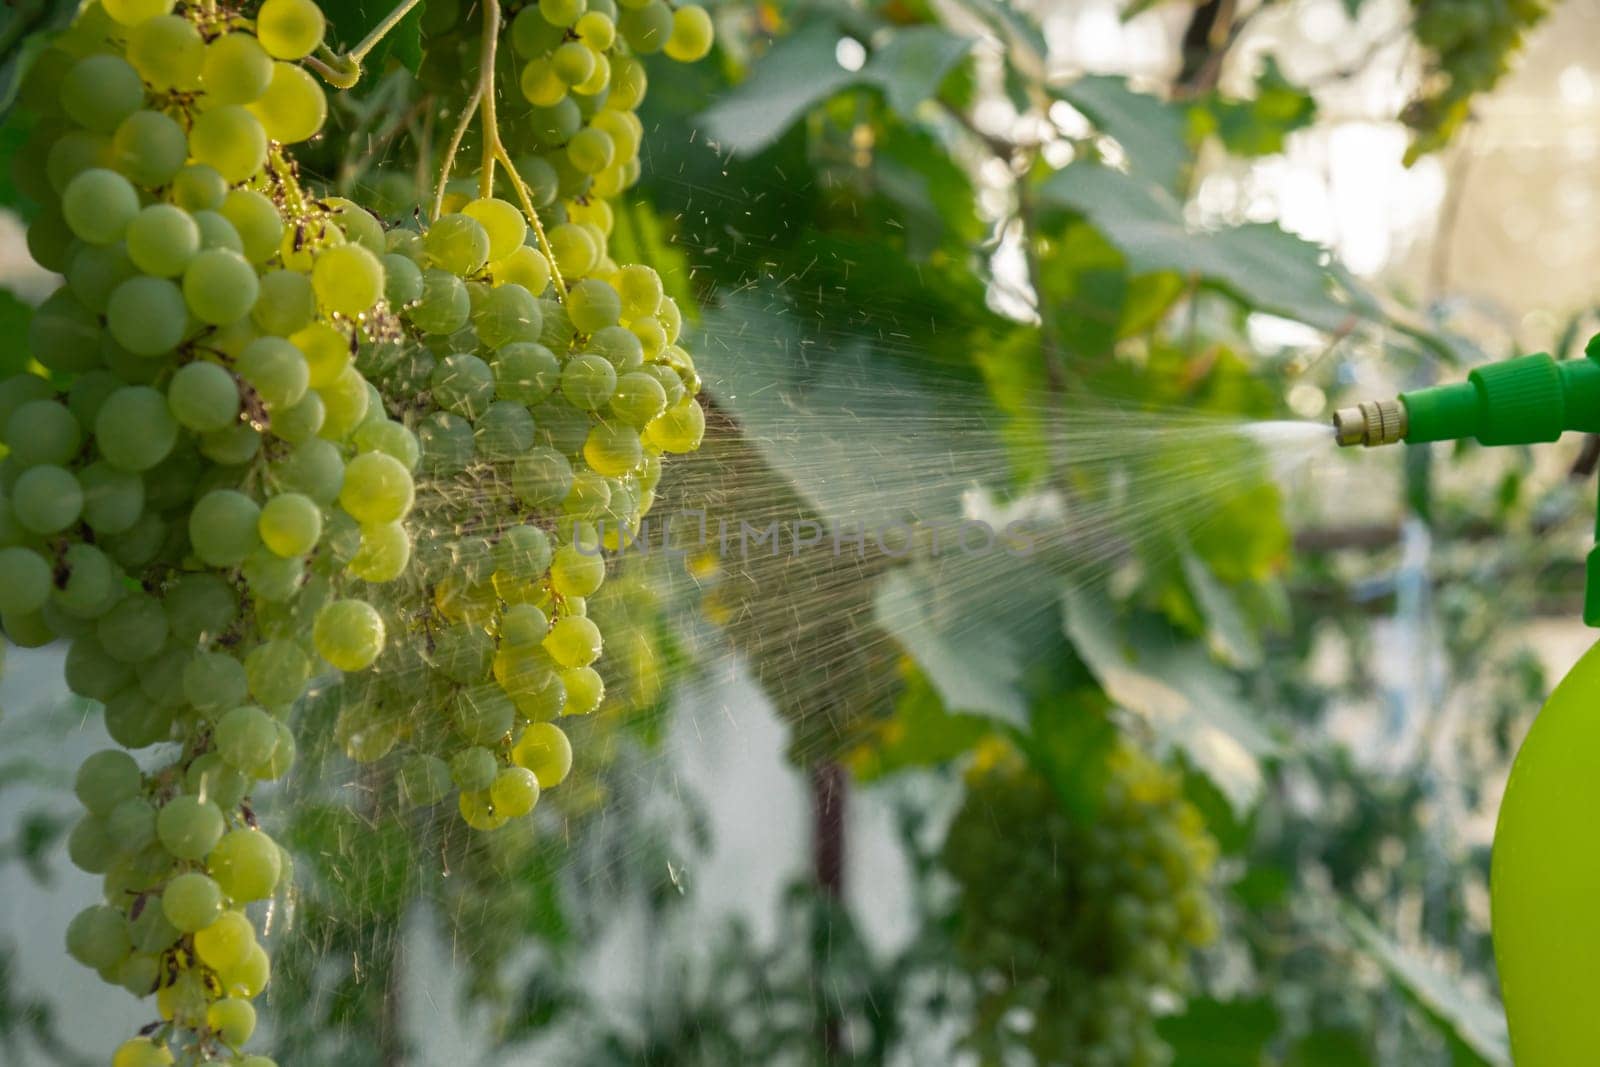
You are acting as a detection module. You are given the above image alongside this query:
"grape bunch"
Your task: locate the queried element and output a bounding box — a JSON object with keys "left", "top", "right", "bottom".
{"left": 6, "top": 0, "right": 432, "bottom": 1061}
{"left": 942, "top": 742, "right": 1220, "bottom": 1067}
{"left": 1403, "top": 0, "right": 1549, "bottom": 160}
{"left": 331, "top": 192, "right": 705, "bottom": 832}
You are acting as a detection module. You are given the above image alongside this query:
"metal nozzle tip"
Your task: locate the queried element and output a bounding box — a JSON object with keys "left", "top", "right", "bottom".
{"left": 1332, "top": 399, "right": 1407, "bottom": 447}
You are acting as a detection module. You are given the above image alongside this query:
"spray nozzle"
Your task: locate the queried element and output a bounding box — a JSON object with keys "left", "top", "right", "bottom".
{"left": 1330, "top": 346, "right": 1600, "bottom": 624}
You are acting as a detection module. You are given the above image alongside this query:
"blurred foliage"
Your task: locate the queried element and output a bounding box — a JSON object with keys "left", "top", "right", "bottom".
{"left": 0, "top": 0, "right": 1575, "bottom": 1063}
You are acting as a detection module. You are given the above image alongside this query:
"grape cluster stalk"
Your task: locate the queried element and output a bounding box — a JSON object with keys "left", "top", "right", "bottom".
{"left": 942, "top": 742, "right": 1221, "bottom": 1067}
{"left": 4, "top": 0, "right": 714, "bottom": 1059}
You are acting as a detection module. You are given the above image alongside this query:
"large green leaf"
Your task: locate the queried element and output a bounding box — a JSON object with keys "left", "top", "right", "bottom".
{"left": 1181, "top": 548, "right": 1264, "bottom": 669}
{"left": 1037, "top": 162, "right": 1377, "bottom": 334}
{"left": 1061, "top": 586, "right": 1276, "bottom": 812}
{"left": 1156, "top": 996, "right": 1278, "bottom": 1065}
{"left": 1055, "top": 75, "right": 1190, "bottom": 193}
{"left": 1342, "top": 909, "right": 1509, "bottom": 1066}
{"left": 867, "top": 25, "right": 971, "bottom": 119}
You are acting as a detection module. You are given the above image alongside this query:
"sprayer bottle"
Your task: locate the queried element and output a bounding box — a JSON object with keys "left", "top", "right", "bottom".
{"left": 1335, "top": 339, "right": 1600, "bottom": 1065}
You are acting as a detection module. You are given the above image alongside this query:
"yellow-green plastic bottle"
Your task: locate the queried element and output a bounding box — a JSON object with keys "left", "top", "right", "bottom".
{"left": 1492, "top": 638, "right": 1600, "bottom": 1064}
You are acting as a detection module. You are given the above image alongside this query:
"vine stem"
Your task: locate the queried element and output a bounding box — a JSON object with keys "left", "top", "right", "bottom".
{"left": 431, "top": 86, "right": 482, "bottom": 221}
{"left": 478, "top": 0, "right": 502, "bottom": 199}
{"left": 306, "top": 0, "right": 425, "bottom": 87}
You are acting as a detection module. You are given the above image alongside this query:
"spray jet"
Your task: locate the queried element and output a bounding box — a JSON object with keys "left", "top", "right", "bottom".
{"left": 1331, "top": 346, "right": 1600, "bottom": 1066}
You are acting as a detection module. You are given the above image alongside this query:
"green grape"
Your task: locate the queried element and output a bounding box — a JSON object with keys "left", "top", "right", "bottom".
{"left": 126, "top": 204, "right": 200, "bottom": 278}
{"left": 316, "top": 366, "right": 371, "bottom": 440}
{"left": 411, "top": 269, "right": 471, "bottom": 333}
{"left": 199, "top": 427, "right": 260, "bottom": 467}
{"left": 68, "top": 815, "right": 116, "bottom": 874}
{"left": 425, "top": 213, "right": 492, "bottom": 276}
{"left": 193, "top": 910, "right": 254, "bottom": 972}
{"left": 609, "top": 370, "right": 667, "bottom": 426}
{"left": 271, "top": 437, "right": 344, "bottom": 502}
{"left": 412, "top": 411, "right": 471, "bottom": 476}
{"left": 292, "top": 322, "right": 352, "bottom": 388}
{"left": 55, "top": 543, "right": 118, "bottom": 619}
{"left": 311, "top": 243, "right": 385, "bottom": 318}
{"left": 490, "top": 766, "right": 540, "bottom": 817}
{"left": 66, "top": 371, "right": 122, "bottom": 428}
{"left": 74, "top": 749, "right": 142, "bottom": 816}
{"left": 529, "top": 97, "right": 583, "bottom": 148}
{"left": 453, "top": 685, "right": 516, "bottom": 745}
{"left": 220, "top": 189, "right": 284, "bottom": 264}
{"left": 189, "top": 106, "right": 268, "bottom": 184}
{"left": 7, "top": 399, "right": 82, "bottom": 467}
{"left": 189, "top": 489, "right": 262, "bottom": 567}
{"left": 183, "top": 248, "right": 260, "bottom": 325}
{"left": 619, "top": 0, "right": 673, "bottom": 53}
{"left": 326, "top": 196, "right": 385, "bottom": 251}
{"left": 550, "top": 541, "right": 606, "bottom": 598}
{"left": 162, "top": 871, "right": 223, "bottom": 932}
{"left": 430, "top": 353, "right": 496, "bottom": 419}
{"left": 576, "top": 10, "right": 616, "bottom": 48}
{"left": 103, "top": 0, "right": 173, "bottom": 24}
{"left": 547, "top": 222, "right": 599, "bottom": 277}
{"left": 194, "top": 210, "right": 244, "bottom": 252}
{"left": 659, "top": 297, "right": 684, "bottom": 343}
{"left": 4, "top": 607, "right": 55, "bottom": 648}
{"left": 591, "top": 110, "right": 642, "bottom": 164}
{"left": 474, "top": 282, "right": 544, "bottom": 348}
{"left": 491, "top": 245, "right": 552, "bottom": 294}
{"left": 79, "top": 463, "right": 144, "bottom": 535}
{"left": 255, "top": 491, "right": 320, "bottom": 557}
{"left": 257, "top": 0, "right": 326, "bottom": 59}
{"left": 172, "top": 164, "right": 229, "bottom": 211}
{"left": 12, "top": 464, "right": 82, "bottom": 533}
{"left": 552, "top": 40, "right": 597, "bottom": 86}
{"left": 126, "top": 15, "right": 204, "bottom": 91}
{"left": 399, "top": 753, "right": 453, "bottom": 806}
{"left": 99, "top": 592, "right": 169, "bottom": 663}
{"left": 98, "top": 386, "right": 180, "bottom": 472}
{"left": 203, "top": 32, "right": 274, "bottom": 106}
{"left": 646, "top": 397, "right": 705, "bottom": 453}
{"left": 253, "top": 269, "right": 317, "bottom": 336}
{"left": 183, "top": 651, "right": 248, "bottom": 714}
{"left": 559, "top": 664, "right": 604, "bottom": 714}
{"left": 609, "top": 54, "right": 648, "bottom": 110}
{"left": 208, "top": 830, "right": 280, "bottom": 909}
{"left": 237, "top": 336, "right": 310, "bottom": 411}
{"left": 62, "top": 169, "right": 138, "bottom": 245}
{"left": 66, "top": 244, "right": 136, "bottom": 315}
{"left": 561, "top": 353, "right": 618, "bottom": 410}
{"left": 382, "top": 253, "right": 424, "bottom": 306}
{"left": 491, "top": 341, "right": 560, "bottom": 404}
{"left": 61, "top": 55, "right": 143, "bottom": 133}
{"left": 66, "top": 905, "right": 131, "bottom": 970}
{"left": 567, "top": 127, "right": 615, "bottom": 174}
{"left": 241, "top": 547, "right": 304, "bottom": 601}
{"left": 103, "top": 688, "right": 171, "bottom": 747}
{"left": 156, "top": 795, "right": 224, "bottom": 860}
{"left": 168, "top": 361, "right": 239, "bottom": 433}
{"left": 544, "top": 614, "right": 601, "bottom": 668}
{"left": 583, "top": 420, "right": 642, "bottom": 476}
{"left": 511, "top": 722, "right": 572, "bottom": 786}
{"left": 136, "top": 647, "right": 189, "bottom": 707}
{"left": 215, "top": 704, "right": 278, "bottom": 769}
{"left": 511, "top": 446, "right": 574, "bottom": 508}
{"left": 567, "top": 278, "right": 622, "bottom": 332}
{"left": 207, "top": 997, "right": 257, "bottom": 1046}
{"left": 541, "top": 0, "right": 586, "bottom": 25}
{"left": 249, "top": 61, "right": 326, "bottom": 143}
{"left": 339, "top": 451, "right": 414, "bottom": 524}
{"left": 244, "top": 639, "right": 310, "bottom": 705}
{"left": 432, "top": 623, "right": 494, "bottom": 682}
{"left": 642, "top": 362, "right": 685, "bottom": 407}
{"left": 474, "top": 400, "right": 536, "bottom": 459}
{"left": 499, "top": 606, "right": 550, "bottom": 649}
{"left": 46, "top": 130, "right": 113, "bottom": 198}
{"left": 66, "top": 635, "right": 136, "bottom": 701}
{"left": 462, "top": 197, "right": 526, "bottom": 261}
{"left": 0, "top": 375, "right": 53, "bottom": 430}
{"left": 272, "top": 391, "right": 325, "bottom": 443}
{"left": 348, "top": 520, "right": 410, "bottom": 582}
{"left": 616, "top": 264, "right": 664, "bottom": 320}
{"left": 451, "top": 746, "right": 498, "bottom": 791}
{"left": 313, "top": 598, "right": 385, "bottom": 670}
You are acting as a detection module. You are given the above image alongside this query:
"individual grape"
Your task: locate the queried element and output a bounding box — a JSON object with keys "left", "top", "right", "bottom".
{"left": 553, "top": 40, "right": 598, "bottom": 86}
{"left": 105, "top": 276, "right": 186, "bottom": 357}
{"left": 126, "top": 14, "right": 204, "bottom": 91}
{"left": 162, "top": 872, "right": 223, "bottom": 932}
{"left": 3, "top": 608, "right": 55, "bottom": 648}
{"left": 55, "top": 543, "right": 118, "bottom": 619}
{"left": 237, "top": 337, "right": 311, "bottom": 411}
{"left": 168, "top": 362, "right": 240, "bottom": 433}
{"left": 189, "top": 490, "right": 262, "bottom": 567}
{"left": 462, "top": 198, "right": 527, "bottom": 262}
{"left": 544, "top": 615, "right": 602, "bottom": 668}
{"left": 561, "top": 353, "right": 618, "bottom": 410}
{"left": 659, "top": 298, "right": 685, "bottom": 344}
{"left": 619, "top": 0, "right": 673, "bottom": 52}
{"left": 98, "top": 594, "right": 169, "bottom": 663}
{"left": 474, "top": 400, "right": 536, "bottom": 459}
{"left": 512, "top": 722, "right": 573, "bottom": 787}
{"left": 490, "top": 342, "right": 560, "bottom": 405}
{"left": 382, "top": 253, "right": 424, "bottom": 306}
{"left": 29, "top": 288, "right": 103, "bottom": 372}
{"left": 399, "top": 753, "right": 453, "bottom": 806}
{"left": 567, "top": 126, "right": 615, "bottom": 174}
{"left": 550, "top": 542, "right": 606, "bottom": 598}
{"left": 583, "top": 420, "right": 643, "bottom": 476}
{"left": 61, "top": 55, "right": 143, "bottom": 133}
{"left": 248, "top": 61, "right": 326, "bottom": 143}
{"left": 499, "top": 605, "right": 550, "bottom": 649}
{"left": 609, "top": 371, "right": 668, "bottom": 427}
{"left": 241, "top": 548, "right": 304, "bottom": 602}
{"left": 103, "top": 0, "right": 172, "bottom": 24}
{"left": 245, "top": 639, "right": 310, "bottom": 707}
{"left": 12, "top": 465, "right": 82, "bottom": 533}
{"left": 207, "top": 997, "right": 257, "bottom": 1046}
{"left": 215, "top": 705, "right": 278, "bottom": 769}
{"left": 559, "top": 664, "right": 604, "bottom": 714}
{"left": 431, "top": 352, "right": 496, "bottom": 418}
{"left": 66, "top": 905, "right": 131, "bottom": 970}
{"left": 74, "top": 749, "right": 143, "bottom": 817}
{"left": 7, "top": 399, "right": 81, "bottom": 467}
{"left": 474, "top": 283, "right": 544, "bottom": 348}
{"left": 257, "top": 493, "right": 321, "bottom": 558}
{"left": 219, "top": 942, "right": 272, "bottom": 997}
{"left": 257, "top": 0, "right": 326, "bottom": 59}
{"left": 61, "top": 169, "right": 138, "bottom": 245}
{"left": 253, "top": 270, "right": 317, "bottom": 337}
{"left": 352, "top": 419, "right": 420, "bottom": 470}
{"left": 490, "top": 766, "right": 541, "bottom": 817}
{"left": 573, "top": 50, "right": 611, "bottom": 96}
{"left": 411, "top": 269, "right": 471, "bottom": 333}
{"left": 208, "top": 831, "right": 283, "bottom": 908}
{"left": 616, "top": 264, "right": 665, "bottom": 320}
{"left": 272, "top": 437, "right": 345, "bottom": 503}
{"left": 112, "top": 1037, "right": 173, "bottom": 1067}
{"left": 425, "top": 213, "right": 492, "bottom": 276}
{"left": 540, "top": 0, "right": 586, "bottom": 26}
{"left": 156, "top": 795, "right": 225, "bottom": 860}
{"left": 312, "top": 243, "right": 385, "bottom": 318}
{"left": 458, "top": 789, "right": 506, "bottom": 831}
{"left": 453, "top": 684, "right": 516, "bottom": 745}
{"left": 547, "top": 222, "right": 599, "bottom": 277}
{"left": 104, "top": 797, "right": 158, "bottom": 858}
{"left": 220, "top": 189, "right": 284, "bottom": 264}
{"left": 194, "top": 910, "right": 255, "bottom": 972}
{"left": 203, "top": 32, "right": 274, "bottom": 105}
{"left": 610, "top": 53, "right": 649, "bottom": 109}
{"left": 189, "top": 106, "right": 268, "bottom": 184}
{"left": 194, "top": 210, "right": 244, "bottom": 252}
{"left": 79, "top": 463, "right": 145, "bottom": 535}
{"left": 348, "top": 520, "right": 410, "bottom": 582}
{"left": 568, "top": 278, "right": 623, "bottom": 333}
{"left": 577, "top": 10, "right": 616, "bottom": 48}
{"left": 66, "top": 635, "right": 136, "bottom": 701}
{"left": 450, "top": 746, "right": 498, "bottom": 791}
{"left": 591, "top": 110, "right": 642, "bottom": 164}
{"left": 172, "top": 165, "right": 229, "bottom": 212}
{"left": 183, "top": 652, "right": 249, "bottom": 714}
{"left": 97, "top": 386, "right": 180, "bottom": 472}
{"left": 490, "top": 247, "right": 552, "bottom": 296}
{"left": 126, "top": 204, "right": 200, "bottom": 279}
{"left": 272, "top": 392, "right": 326, "bottom": 444}
{"left": 511, "top": 447, "right": 574, "bottom": 509}
{"left": 183, "top": 248, "right": 260, "bottom": 325}
{"left": 313, "top": 599, "right": 385, "bottom": 670}
{"left": 339, "top": 451, "right": 414, "bottom": 524}
{"left": 291, "top": 322, "right": 352, "bottom": 388}
{"left": 646, "top": 397, "right": 706, "bottom": 453}
{"left": 316, "top": 366, "right": 372, "bottom": 439}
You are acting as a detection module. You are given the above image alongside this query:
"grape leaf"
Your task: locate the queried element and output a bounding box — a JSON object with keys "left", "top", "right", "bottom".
{"left": 1156, "top": 997, "right": 1279, "bottom": 1065}
{"left": 1061, "top": 586, "right": 1276, "bottom": 813}
{"left": 867, "top": 25, "right": 972, "bottom": 119}
{"left": 319, "top": 0, "right": 427, "bottom": 75}
{"left": 1181, "top": 549, "right": 1263, "bottom": 669}
{"left": 1055, "top": 75, "right": 1190, "bottom": 193}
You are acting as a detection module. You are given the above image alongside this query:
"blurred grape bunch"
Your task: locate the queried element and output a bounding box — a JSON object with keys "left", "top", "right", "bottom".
{"left": 1405, "top": 0, "right": 1551, "bottom": 160}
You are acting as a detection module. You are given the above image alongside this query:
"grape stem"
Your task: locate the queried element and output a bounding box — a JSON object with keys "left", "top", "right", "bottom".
{"left": 431, "top": 85, "right": 482, "bottom": 221}
{"left": 306, "top": 0, "right": 425, "bottom": 88}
